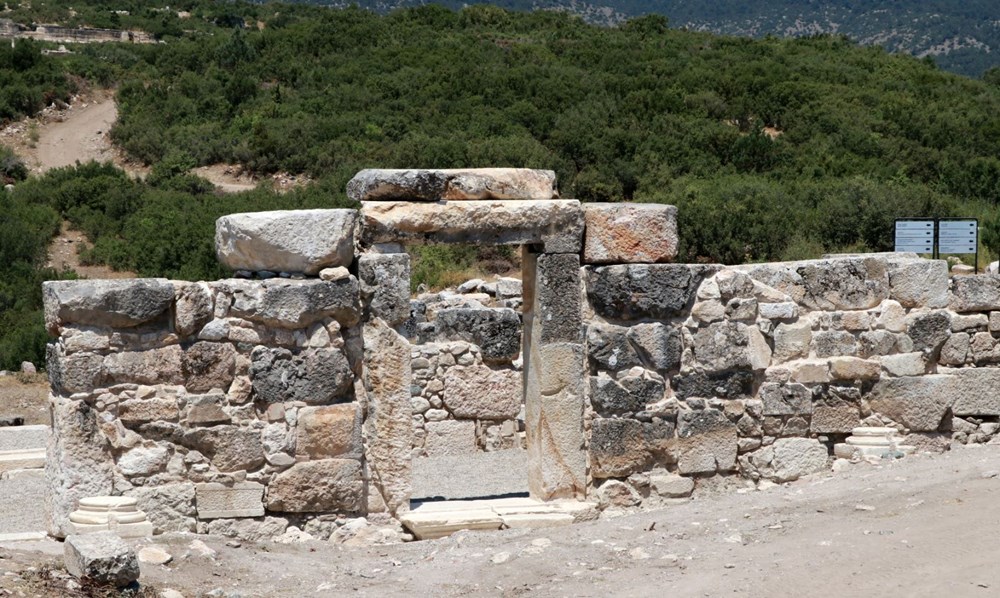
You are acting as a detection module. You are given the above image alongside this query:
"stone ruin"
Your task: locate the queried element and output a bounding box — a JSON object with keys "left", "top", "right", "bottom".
{"left": 42, "top": 167, "right": 1000, "bottom": 540}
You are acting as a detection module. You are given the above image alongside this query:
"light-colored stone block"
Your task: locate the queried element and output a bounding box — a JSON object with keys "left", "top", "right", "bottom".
{"left": 348, "top": 168, "right": 558, "bottom": 202}
{"left": 442, "top": 365, "right": 521, "bottom": 420}
{"left": 215, "top": 209, "right": 356, "bottom": 275}
{"left": 195, "top": 482, "right": 265, "bottom": 519}
{"left": 0, "top": 424, "right": 48, "bottom": 452}
{"left": 424, "top": 420, "right": 476, "bottom": 457}
{"left": 879, "top": 352, "right": 925, "bottom": 377}
{"left": 828, "top": 356, "right": 880, "bottom": 381}
{"left": 582, "top": 203, "right": 677, "bottom": 264}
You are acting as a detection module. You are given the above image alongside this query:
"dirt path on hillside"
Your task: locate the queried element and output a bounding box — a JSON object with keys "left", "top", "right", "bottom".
{"left": 33, "top": 97, "right": 118, "bottom": 171}
{"left": 4, "top": 445, "right": 1000, "bottom": 597}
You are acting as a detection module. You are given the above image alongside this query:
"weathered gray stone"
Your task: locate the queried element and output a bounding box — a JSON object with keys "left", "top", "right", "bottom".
{"left": 692, "top": 321, "right": 771, "bottom": 373}
{"left": 348, "top": 168, "right": 558, "bottom": 201}
{"left": 858, "top": 330, "right": 898, "bottom": 358}
{"left": 759, "top": 382, "right": 812, "bottom": 416}
{"left": 360, "top": 200, "right": 583, "bottom": 253}
{"left": 119, "top": 398, "right": 179, "bottom": 426}
{"left": 250, "top": 347, "right": 353, "bottom": 405}
{"left": 174, "top": 282, "right": 213, "bottom": 338}
{"left": 43, "top": 279, "right": 174, "bottom": 333}
{"left": 266, "top": 459, "right": 363, "bottom": 513}
{"left": 586, "top": 323, "right": 640, "bottom": 371}
{"left": 215, "top": 209, "right": 357, "bottom": 275}
{"left": 867, "top": 375, "right": 952, "bottom": 431}
{"left": 672, "top": 370, "right": 754, "bottom": 400}
{"left": 828, "top": 356, "right": 880, "bottom": 381}
{"left": 359, "top": 253, "right": 411, "bottom": 326}
{"left": 795, "top": 258, "right": 889, "bottom": 311}
{"left": 412, "top": 449, "right": 528, "bottom": 500}
{"left": 880, "top": 352, "right": 926, "bottom": 377}
{"left": 812, "top": 331, "right": 857, "bottom": 358}
{"left": 64, "top": 532, "right": 140, "bottom": 588}
{"left": 362, "top": 319, "right": 413, "bottom": 514}
{"left": 650, "top": 474, "right": 694, "bottom": 498}
{"left": 908, "top": 311, "right": 951, "bottom": 355}
{"left": 589, "top": 373, "right": 664, "bottom": 416}
{"left": 534, "top": 253, "right": 582, "bottom": 344}
{"left": 888, "top": 258, "right": 949, "bottom": 309}
{"left": 947, "top": 368, "right": 1000, "bottom": 416}
{"left": 586, "top": 264, "right": 718, "bottom": 321}
{"left": 424, "top": 420, "right": 476, "bottom": 456}
{"left": 969, "top": 331, "right": 1000, "bottom": 364}
{"left": 104, "top": 346, "right": 184, "bottom": 387}
{"left": 758, "top": 301, "right": 798, "bottom": 320}
{"left": 582, "top": 203, "right": 678, "bottom": 264}
{"left": 951, "top": 314, "right": 988, "bottom": 332}
{"left": 625, "top": 323, "right": 682, "bottom": 372}
{"left": 442, "top": 365, "right": 521, "bottom": 420}
{"left": 772, "top": 321, "right": 811, "bottom": 363}
{"left": 810, "top": 398, "right": 860, "bottom": 434}
{"left": 182, "top": 342, "right": 236, "bottom": 394}
{"left": 296, "top": 403, "right": 362, "bottom": 460}
{"left": 124, "top": 483, "right": 196, "bottom": 534}
{"left": 676, "top": 409, "right": 737, "bottom": 474}
{"left": 184, "top": 393, "right": 230, "bottom": 426}
{"left": 229, "top": 278, "right": 361, "bottom": 328}
{"left": 203, "top": 516, "right": 288, "bottom": 541}
{"left": 435, "top": 308, "right": 521, "bottom": 361}
{"left": 940, "top": 333, "right": 971, "bottom": 365}
{"left": 47, "top": 398, "right": 114, "bottom": 538}
{"left": 589, "top": 418, "right": 648, "bottom": 478}
{"left": 118, "top": 444, "right": 170, "bottom": 476}
{"left": 47, "top": 347, "right": 104, "bottom": 395}
{"left": 183, "top": 426, "right": 265, "bottom": 472}
{"left": 950, "top": 275, "right": 1000, "bottom": 312}
{"left": 195, "top": 482, "right": 265, "bottom": 519}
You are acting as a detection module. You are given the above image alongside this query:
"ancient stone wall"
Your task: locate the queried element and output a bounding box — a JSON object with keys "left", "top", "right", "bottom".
{"left": 44, "top": 167, "right": 1000, "bottom": 538}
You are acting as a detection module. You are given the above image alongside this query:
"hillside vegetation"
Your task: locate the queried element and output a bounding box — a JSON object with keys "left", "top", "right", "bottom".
{"left": 2, "top": 1, "right": 1000, "bottom": 369}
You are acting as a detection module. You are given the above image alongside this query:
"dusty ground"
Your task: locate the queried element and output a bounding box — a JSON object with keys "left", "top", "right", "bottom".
{"left": 0, "top": 375, "right": 49, "bottom": 426}
{"left": 2, "top": 445, "right": 1000, "bottom": 597}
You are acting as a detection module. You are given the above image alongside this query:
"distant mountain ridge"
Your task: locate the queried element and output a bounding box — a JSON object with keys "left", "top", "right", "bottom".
{"left": 308, "top": 0, "right": 999, "bottom": 76}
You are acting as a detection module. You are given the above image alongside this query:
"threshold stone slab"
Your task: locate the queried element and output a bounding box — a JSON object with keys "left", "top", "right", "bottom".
{"left": 215, "top": 209, "right": 357, "bottom": 275}
{"left": 348, "top": 168, "right": 558, "bottom": 202}
{"left": 359, "top": 200, "right": 584, "bottom": 253}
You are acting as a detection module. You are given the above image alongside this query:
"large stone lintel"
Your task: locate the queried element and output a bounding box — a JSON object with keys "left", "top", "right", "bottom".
{"left": 359, "top": 200, "right": 583, "bottom": 254}
{"left": 348, "top": 168, "right": 558, "bottom": 202}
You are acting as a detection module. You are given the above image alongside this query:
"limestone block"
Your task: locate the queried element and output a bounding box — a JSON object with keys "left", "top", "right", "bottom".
{"left": 47, "top": 347, "right": 104, "bottom": 395}
{"left": 828, "top": 356, "right": 880, "bottom": 381}
{"left": 589, "top": 418, "right": 648, "bottom": 478}
{"left": 46, "top": 398, "right": 114, "bottom": 538}
{"left": 424, "top": 420, "right": 476, "bottom": 456}
{"left": 990, "top": 311, "right": 1000, "bottom": 332}
{"left": 744, "top": 264, "right": 806, "bottom": 304}
{"left": 789, "top": 360, "right": 831, "bottom": 384}
{"left": 104, "top": 346, "right": 184, "bottom": 387}
{"left": 772, "top": 321, "right": 811, "bottom": 363}
{"left": 759, "top": 382, "right": 812, "bottom": 416}
{"left": 250, "top": 347, "right": 353, "bottom": 405}
{"left": 947, "top": 368, "right": 1000, "bottom": 416}
{"left": 215, "top": 209, "right": 357, "bottom": 275}
{"left": 0, "top": 424, "right": 47, "bottom": 452}
{"left": 348, "top": 168, "right": 558, "bottom": 201}
{"left": 359, "top": 200, "right": 582, "bottom": 253}
{"left": 182, "top": 342, "right": 236, "bottom": 394}
{"left": 586, "top": 264, "right": 718, "bottom": 321}
{"left": 676, "top": 409, "right": 737, "bottom": 474}
{"left": 117, "top": 445, "right": 169, "bottom": 477}
{"left": 726, "top": 297, "right": 758, "bottom": 321}
{"left": 950, "top": 274, "right": 1000, "bottom": 312}
{"left": 951, "top": 313, "right": 988, "bottom": 332}
{"left": 867, "top": 375, "right": 952, "bottom": 431}
{"left": 692, "top": 300, "right": 725, "bottom": 323}
{"left": 650, "top": 474, "right": 694, "bottom": 498}
{"left": 434, "top": 308, "right": 521, "bottom": 361}
{"left": 758, "top": 302, "right": 798, "bottom": 320}
{"left": 362, "top": 319, "right": 413, "bottom": 514}
{"left": 876, "top": 299, "right": 907, "bottom": 332}
{"left": 43, "top": 279, "right": 174, "bottom": 333}
{"left": 625, "top": 323, "right": 682, "bottom": 372}
{"left": 970, "top": 331, "right": 1000, "bottom": 364}
{"left": 182, "top": 426, "right": 265, "bottom": 472}
{"left": 411, "top": 449, "right": 529, "bottom": 500}
{"left": 173, "top": 282, "right": 213, "bottom": 338}
{"left": 582, "top": 203, "right": 677, "bottom": 264}
{"left": 586, "top": 323, "right": 640, "bottom": 371}
{"left": 359, "top": 253, "right": 411, "bottom": 326}
{"left": 265, "top": 459, "right": 363, "bottom": 513}
{"left": 534, "top": 253, "right": 582, "bottom": 344}
{"left": 880, "top": 352, "right": 925, "bottom": 377}
{"left": 858, "top": 330, "right": 898, "bottom": 358}
{"left": 296, "top": 403, "right": 362, "bottom": 459}
{"left": 692, "top": 321, "right": 771, "bottom": 373}
{"left": 118, "top": 398, "right": 179, "bottom": 426}
{"left": 62, "top": 327, "right": 111, "bottom": 353}
{"left": 767, "top": 438, "right": 829, "bottom": 482}
{"left": 888, "top": 258, "right": 949, "bottom": 309}
{"left": 812, "top": 331, "right": 857, "bottom": 358}
{"left": 195, "top": 482, "right": 265, "bottom": 519}
{"left": 64, "top": 532, "right": 140, "bottom": 588}
{"left": 185, "top": 393, "right": 230, "bottom": 426}
{"left": 124, "top": 483, "right": 196, "bottom": 534}
{"left": 811, "top": 401, "right": 860, "bottom": 434}
{"left": 203, "top": 516, "right": 288, "bottom": 541}
{"left": 795, "top": 257, "right": 889, "bottom": 311}
{"left": 442, "top": 365, "right": 521, "bottom": 420}
{"left": 228, "top": 278, "right": 361, "bottom": 329}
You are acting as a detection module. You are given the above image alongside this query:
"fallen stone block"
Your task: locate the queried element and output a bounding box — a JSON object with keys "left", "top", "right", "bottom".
{"left": 348, "top": 168, "right": 558, "bottom": 202}
{"left": 582, "top": 203, "right": 677, "bottom": 264}
{"left": 215, "top": 209, "right": 357, "bottom": 275}
{"left": 64, "top": 532, "right": 140, "bottom": 588}
{"left": 399, "top": 506, "right": 503, "bottom": 540}
{"left": 359, "top": 200, "right": 583, "bottom": 253}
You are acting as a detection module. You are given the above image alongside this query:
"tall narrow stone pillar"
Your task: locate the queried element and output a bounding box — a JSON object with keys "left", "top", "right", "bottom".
{"left": 523, "top": 250, "right": 587, "bottom": 500}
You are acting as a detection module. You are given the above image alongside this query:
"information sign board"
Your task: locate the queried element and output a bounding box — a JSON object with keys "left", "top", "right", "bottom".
{"left": 938, "top": 219, "right": 978, "bottom": 255}
{"left": 894, "top": 220, "right": 934, "bottom": 253}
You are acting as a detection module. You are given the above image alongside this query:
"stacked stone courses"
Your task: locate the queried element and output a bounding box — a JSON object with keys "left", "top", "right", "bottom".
{"left": 43, "top": 167, "right": 1000, "bottom": 539}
